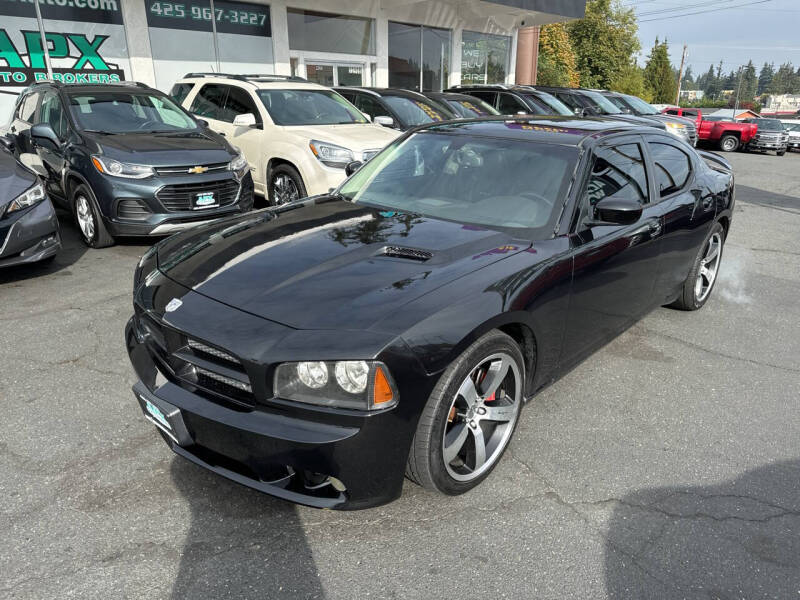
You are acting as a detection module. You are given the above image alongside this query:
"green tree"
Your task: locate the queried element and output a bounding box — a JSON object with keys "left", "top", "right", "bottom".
{"left": 700, "top": 64, "right": 719, "bottom": 99}
{"left": 681, "top": 65, "right": 696, "bottom": 90}
{"left": 610, "top": 63, "right": 651, "bottom": 100}
{"left": 738, "top": 60, "right": 758, "bottom": 103}
{"left": 643, "top": 37, "right": 677, "bottom": 103}
{"left": 757, "top": 62, "right": 774, "bottom": 95}
{"left": 537, "top": 22, "right": 579, "bottom": 87}
{"left": 567, "top": 0, "right": 640, "bottom": 89}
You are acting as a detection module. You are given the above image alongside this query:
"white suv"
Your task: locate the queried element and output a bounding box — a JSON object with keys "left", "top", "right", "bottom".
{"left": 172, "top": 74, "right": 400, "bottom": 205}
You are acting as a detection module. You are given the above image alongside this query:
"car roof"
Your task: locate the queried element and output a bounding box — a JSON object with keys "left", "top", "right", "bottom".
{"left": 180, "top": 76, "right": 327, "bottom": 91}
{"left": 337, "top": 87, "right": 431, "bottom": 100}
{"left": 25, "top": 81, "right": 159, "bottom": 95}
{"left": 417, "top": 116, "right": 644, "bottom": 146}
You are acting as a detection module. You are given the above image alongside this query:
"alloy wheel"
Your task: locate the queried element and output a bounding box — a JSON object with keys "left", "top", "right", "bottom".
{"left": 721, "top": 137, "right": 737, "bottom": 151}
{"left": 442, "top": 352, "right": 522, "bottom": 482}
{"left": 75, "top": 195, "right": 96, "bottom": 242}
{"left": 695, "top": 232, "right": 722, "bottom": 302}
{"left": 273, "top": 174, "right": 300, "bottom": 205}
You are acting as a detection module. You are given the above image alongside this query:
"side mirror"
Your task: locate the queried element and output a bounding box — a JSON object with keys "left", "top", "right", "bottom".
{"left": 196, "top": 118, "right": 209, "bottom": 127}
{"left": 30, "top": 123, "right": 60, "bottom": 150}
{"left": 345, "top": 160, "right": 363, "bottom": 177}
{"left": 590, "top": 197, "right": 642, "bottom": 226}
{"left": 573, "top": 107, "right": 584, "bottom": 117}
{"left": 0, "top": 135, "right": 14, "bottom": 153}
{"left": 233, "top": 112, "right": 257, "bottom": 127}
{"left": 374, "top": 115, "right": 395, "bottom": 128}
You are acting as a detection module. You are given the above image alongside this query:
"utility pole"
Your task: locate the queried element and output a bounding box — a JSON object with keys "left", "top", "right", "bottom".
{"left": 675, "top": 44, "right": 687, "bottom": 105}
{"left": 734, "top": 65, "right": 744, "bottom": 118}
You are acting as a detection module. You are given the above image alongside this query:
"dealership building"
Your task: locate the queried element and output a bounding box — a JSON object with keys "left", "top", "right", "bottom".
{"left": 0, "top": 0, "right": 585, "bottom": 117}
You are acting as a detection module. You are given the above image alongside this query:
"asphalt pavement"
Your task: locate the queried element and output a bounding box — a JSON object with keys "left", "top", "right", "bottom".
{"left": 1, "top": 150, "right": 798, "bottom": 599}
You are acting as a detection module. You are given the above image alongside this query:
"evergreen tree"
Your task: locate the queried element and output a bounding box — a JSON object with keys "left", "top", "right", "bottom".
{"left": 681, "top": 65, "right": 695, "bottom": 90}
{"left": 643, "top": 38, "right": 677, "bottom": 103}
{"left": 739, "top": 60, "right": 757, "bottom": 103}
{"left": 757, "top": 62, "right": 774, "bottom": 95}
{"left": 702, "top": 64, "right": 719, "bottom": 99}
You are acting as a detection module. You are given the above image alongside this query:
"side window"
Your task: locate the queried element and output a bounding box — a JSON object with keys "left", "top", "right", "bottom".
{"left": 648, "top": 142, "right": 692, "bottom": 197}
{"left": 18, "top": 92, "right": 40, "bottom": 122}
{"left": 170, "top": 83, "right": 194, "bottom": 106}
{"left": 497, "top": 93, "right": 526, "bottom": 115}
{"left": 555, "top": 92, "right": 579, "bottom": 110}
{"left": 355, "top": 95, "right": 390, "bottom": 120}
{"left": 665, "top": 109, "right": 679, "bottom": 116}
{"left": 586, "top": 143, "right": 649, "bottom": 208}
{"left": 466, "top": 91, "right": 497, "bottom": 107}
{"left": 223, "top": 87, "right": 259, "bottom": 123}
{"left": 38, "top": 92, "right": 67, "bottom": 139}
{"left": 189, "top": 84, "right": 228, "bottom": 120}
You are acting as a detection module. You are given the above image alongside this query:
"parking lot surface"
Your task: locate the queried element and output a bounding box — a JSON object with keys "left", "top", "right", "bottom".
{"left": 2, "top": 151, "right": 798, "bottom": 599}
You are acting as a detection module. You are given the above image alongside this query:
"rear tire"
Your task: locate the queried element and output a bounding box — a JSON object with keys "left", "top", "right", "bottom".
{"left": 267, "top": 164, "right": 306, "bottom": 206}
{"left": 72, "top": 184, "right": 114, "bottom": 248}
{"left": 719, "top": 135, "right": 739, "bottom": 152}
{"left": 669, "top": 222, "right": 725, "bottom": 311}
{"left": 406, "top": 330, "right": 525, "bottom": 495}
{"left": 777, "top": 150, "right": 786, "bottom": 156}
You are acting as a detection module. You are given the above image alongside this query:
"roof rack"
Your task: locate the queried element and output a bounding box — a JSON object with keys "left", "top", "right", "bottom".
{"left": 29, "top": 80, "right": 64, "bottom": 88}
{"left": 115, "top": 80, "right": 152, "bottom": 89}
{"left": 449, "top": 83, "right": 511, "bottom": 90}
{"left": 183, "top": 72, "right": 309, "bottom": 83}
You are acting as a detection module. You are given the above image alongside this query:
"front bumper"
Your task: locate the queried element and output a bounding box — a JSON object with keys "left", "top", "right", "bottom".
{"left": 0, "top": 198, "right": 61, "bottom": 268}
{"left": 125, "top": 282, "right": 433, "bottom": 509}
{"left": 747, "top": 138, "right": 788, "bottom": 151}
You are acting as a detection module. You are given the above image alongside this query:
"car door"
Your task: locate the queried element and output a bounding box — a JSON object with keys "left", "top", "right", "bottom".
{"left": 188, "top": 83, "right": 229, "bottom": 137}
{"left": 221, "top": 85, "right": 264, "bottom": 186}
{"left": 642, "top": 135, "right": 717, "bottom": 304}
{"left": 9, "top": 90, "right": 40, "bottom": 154}
{"left": 32, "top": 90, "right": 70, "bottom": 201}
{"left": 560, "top": 136, "right": 665, "bottom": 364}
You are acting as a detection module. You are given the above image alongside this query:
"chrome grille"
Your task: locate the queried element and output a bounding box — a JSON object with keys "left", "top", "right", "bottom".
{"left": 156, "top": 178, "right": 240, "bottom": 212}
{"left": 155, "top": 162, "right": 228, "bottom": 176}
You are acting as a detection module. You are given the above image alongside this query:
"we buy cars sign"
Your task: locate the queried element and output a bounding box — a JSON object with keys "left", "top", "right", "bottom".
{"left": 0, "top": 0, "right": 129, "bottom": 87}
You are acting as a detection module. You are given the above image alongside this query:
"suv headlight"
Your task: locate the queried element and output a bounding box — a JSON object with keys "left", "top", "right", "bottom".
{"left": 665, "top": 122, "right": 688, "bottom": 138}
{"left": 309, "top": 140, "right": 354, "bottom": 169}
{"left": 274, "top": 360, "right": 397, "bottom": 411}
{"left": 5, "top": 182, "right": 45, "bottom": 215}
{"left": 92, "top": 155, "right": 154, "bottom": 179}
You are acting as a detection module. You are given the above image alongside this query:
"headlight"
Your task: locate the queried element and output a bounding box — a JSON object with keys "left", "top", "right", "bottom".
{"left": 92, "top": 155, "right": 154, "bottom": 179}
{"left": 665, "top": 122, "right": 688, "bottom": 138}
{"left": 5, "top": 182, "right": 45, "bottom": 215}
{"left": 309, "top": 139, "right": 354, "bottom": 169}
{"left": 274, "top": 360, "right": 397, "bottom": 410}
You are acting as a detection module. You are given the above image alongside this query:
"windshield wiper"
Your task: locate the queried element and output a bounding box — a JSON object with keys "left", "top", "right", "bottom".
{"left": 83, "top": 129, "right": 118, "bottom": 135}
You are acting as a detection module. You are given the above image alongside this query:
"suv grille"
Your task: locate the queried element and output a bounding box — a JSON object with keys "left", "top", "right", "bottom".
{"left": 156, "top": 179, "right": 240, "bottom": 212}
{"left": 137, "top": 312, "right": 255, "bottom": 408}
{"left": 155, "top": 162, "right": 228, "bottom": 176}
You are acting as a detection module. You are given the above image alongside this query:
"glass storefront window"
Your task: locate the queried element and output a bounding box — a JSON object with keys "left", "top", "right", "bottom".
{"left": 388, "top": 22, "right": 451, "bottom": 92}
{"left": 288, "top": 9, "right": 375, "bottom": 55}
{"left": 461, "top": 31, "right": 511, "bottom": 85}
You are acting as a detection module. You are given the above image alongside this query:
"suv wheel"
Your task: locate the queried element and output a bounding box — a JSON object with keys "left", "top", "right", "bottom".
{"left": 72, "top": 184, "right": 115, "bottom": 248}
{"left": 268, "top": 164, "right": 306, "bottom": 206}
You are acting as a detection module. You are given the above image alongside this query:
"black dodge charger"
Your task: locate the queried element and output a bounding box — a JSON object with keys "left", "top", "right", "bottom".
{"left": 126, "top": 117, "right": 734, "bottom": 509}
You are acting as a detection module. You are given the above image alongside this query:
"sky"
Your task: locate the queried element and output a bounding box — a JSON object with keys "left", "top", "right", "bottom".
{"left": 630, "top": 0, "right": 800, "bottom": 77}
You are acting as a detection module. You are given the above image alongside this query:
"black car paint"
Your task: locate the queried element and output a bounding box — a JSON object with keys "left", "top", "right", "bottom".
{"left": 8, "top": 83, "right": 254, "bottom": 238}
{"left": 334, "top": 87, "right": 455, "bottom": 130}
{"left": 0, "top": 146, "right": 61, "bottom": 267}
{"left": 126, "top": 118, "right": 734, "bottom": 509}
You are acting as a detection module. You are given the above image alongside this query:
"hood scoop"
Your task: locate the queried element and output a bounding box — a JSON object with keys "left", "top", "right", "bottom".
{"left": 379, "top": 245, "right": 433, "bottom": 262}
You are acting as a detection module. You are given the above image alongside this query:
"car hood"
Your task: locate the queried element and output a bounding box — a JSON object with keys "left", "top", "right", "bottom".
{"left": 86, "top": 129, "right": 234, "bottom": 166}
{"left": 636, "top": 114, "right": 694, "bottom": 127}
{"left": 156, "top": 197, "right": 528, "bottom": 330}
{"left": 606, "top": 114, "right": 667, "bottom": 130}
{"left": 0, "top": 149, "right": 37, "bottom": 205}
{"left": 281, "top": 123, "right": 400, "bottom": 152}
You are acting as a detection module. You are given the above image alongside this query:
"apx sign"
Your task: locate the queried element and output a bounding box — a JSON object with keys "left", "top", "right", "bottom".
{"left": 0, "top": 29, "right": 125, "bottom": 86}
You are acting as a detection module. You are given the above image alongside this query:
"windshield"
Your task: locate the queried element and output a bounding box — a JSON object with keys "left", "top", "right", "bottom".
{"left": 750, "top": 118, "right": 784, "bottom": 131}
{"left": 383, "top": 95, "right": 449, "bottom": 126}
{"left": 622, "top": 94, "right": 659, "bottom": 115}
{"left": 338, "top": 130, "right": 578, "bottom": 236}
{"left": 67, "top": 91, "right": 197, "bottom": 133}
{"left": 784, "top": 123, "right": 800, "bottom": 132}
{"left": 443, "top": 95, "right": 499, "bottom": 117}
{"left": 581, "top": 90, "right": 623, "bottom": 115}
{"left": 257, "top": 89, "right": 367, "bottom": 126}
{"left": 533, "top": 92, "right": 573, "bottom": 116}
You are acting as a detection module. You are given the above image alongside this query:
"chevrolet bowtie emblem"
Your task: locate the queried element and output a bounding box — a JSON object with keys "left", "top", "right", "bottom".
{"left": 188, "top": 166, "right": 208, "bottom": 174}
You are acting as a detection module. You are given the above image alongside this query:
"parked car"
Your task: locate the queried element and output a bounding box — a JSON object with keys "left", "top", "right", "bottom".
{"left": 444, "top": 84, "right": 574, "bottom": 116}
{"left": 596, "top": 90, "right": 698, "bottom": 145}
{"left": 741, "top": 118, "right": 789, "bottom": 155}
{"left": 420, "top": 92, "right": 499, "bottom": 118}
{"left": 174, "top": 75, "right": 400, "bottom": 206}
{"left": 6, "top": 81, "right": 253, "bottom": 248}
{"left": 334, "top": 87, "right": 455, "bottom": 131}
{"left": 662, "top": 107, "right": 757, "bottom": 152}
{"left": 0, "top": 136, "right": 61, "bottom": 267}
{"left": 780, "top": 121, "right": 800, "bottom": 151}
{"left": 661, "top": 106, "right": 702, "bottom": 130}
{"left": 534, "top": 86, "right": 669, "bottom": 134}
{"left": 127, "top": 116, "right": 734, "bottom": 509}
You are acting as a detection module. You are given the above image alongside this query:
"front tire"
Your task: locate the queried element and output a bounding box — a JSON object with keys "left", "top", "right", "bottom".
{"left": 72, "top": 184, "right": 114, "bottom": 248}
{"left": 406, "top": 330, "right": 525, "bottom": 495}
{"left": 777, "top": 150, "right": 786, "bottom": 156}
{"left": 267, "top": 164, "right": 306, "bottom": 206}
{"left": 719, "top": 135, "right": 739, "bottom": 152}
{"left": 669, "top": 222, "right": 725, "bottom": 311}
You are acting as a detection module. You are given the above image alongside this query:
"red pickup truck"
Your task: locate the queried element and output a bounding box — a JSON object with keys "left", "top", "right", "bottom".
{"left": 662, "top": 107, "right": 757, "bottom": 152}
